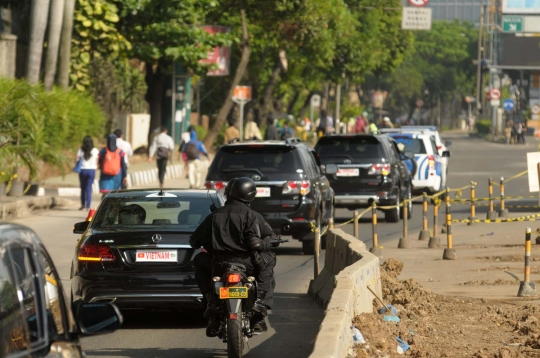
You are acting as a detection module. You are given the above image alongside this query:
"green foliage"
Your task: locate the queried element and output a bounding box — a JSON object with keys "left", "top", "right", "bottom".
{"left": 476, "top": 119, "right": 492, "bottom": 135}
{"left": 193, "top": 125, "right": 208, "bottom": 142}
{"left": 0, "top": 78, "right": 105, "bottom": 180}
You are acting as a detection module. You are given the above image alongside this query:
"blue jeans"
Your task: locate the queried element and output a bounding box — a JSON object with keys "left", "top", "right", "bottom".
{"left": 79, "top": 169, "right": 96, "bottom": 209}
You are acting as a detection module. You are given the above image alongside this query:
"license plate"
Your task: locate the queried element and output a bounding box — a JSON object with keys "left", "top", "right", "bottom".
{"left": 337, "top": 169, "right": 359, "bottom": 177}
{"left": 219, "top": 287, "right": 248, "bottom": 299}
{"left": 135, "top": 250, "right": 178, "bottom": 262}
{"left": 256, "top": 187, "right": 271, "bottom": 197}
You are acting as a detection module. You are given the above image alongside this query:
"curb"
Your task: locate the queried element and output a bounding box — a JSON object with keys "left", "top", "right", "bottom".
{"left": 49, "top": 164, "right": 186, "bottom": 197}
{"left": 308, "top": 228, "right": 382, "bottom": 358}
{"left": 0, "top": 196, "right": 79, "bottom": 220}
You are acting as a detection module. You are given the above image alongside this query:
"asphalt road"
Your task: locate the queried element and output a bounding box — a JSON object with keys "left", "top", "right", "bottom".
{"left": 11, "top": 131, "right": 538, "bottom": 358}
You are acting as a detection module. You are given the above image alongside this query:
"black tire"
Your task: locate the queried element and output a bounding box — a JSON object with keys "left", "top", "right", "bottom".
{"left": 384, "top": 189, "right": 400, "bottom": 223}
{"left": 227, "top": 318, "right": 244, "bottom": 358}
{"left": 302, "top": 240, "right": 314, "bottom": 255}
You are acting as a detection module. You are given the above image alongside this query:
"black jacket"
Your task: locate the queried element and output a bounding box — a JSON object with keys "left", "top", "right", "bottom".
{"left": 190, "top": 200, "right": 274, "bottom": 254}
{"left": 265, "top": 125, "right": 278, "bottom": 140}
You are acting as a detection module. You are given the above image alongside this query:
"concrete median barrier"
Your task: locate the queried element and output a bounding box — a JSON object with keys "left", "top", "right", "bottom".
{"left": 309, "top": 228, "right": 382, "bottom": 358}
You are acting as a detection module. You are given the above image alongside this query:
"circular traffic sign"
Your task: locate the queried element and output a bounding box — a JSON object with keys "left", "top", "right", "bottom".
{"left": 503, "top": 99, "right": 514, "bottom": 111}
{"left": 408, "top": 0, "right": 429, "bottom": 6}
{"left": 532, "top": 105, "right": 540, "bottom": 114}
{"left": 489, "top": 88, "right": 501, "bottom": 100}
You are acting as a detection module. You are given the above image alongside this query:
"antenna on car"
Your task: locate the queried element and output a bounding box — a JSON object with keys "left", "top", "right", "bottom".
{"left": 158, "top": 189, "right": 165, "bottom": 196}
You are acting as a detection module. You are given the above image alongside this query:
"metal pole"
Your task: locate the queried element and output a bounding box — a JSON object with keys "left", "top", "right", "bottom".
{"left": 500, "top": 176, "right": 506, "bottom": 213}
{"left": 372, "top": 205, "right": 378, "bottom": 248}
{"left": 469, "top": 182, "right": 476, "bottom": 225}
{"left": 403, "top": 201, "right": 408, "bottom": 238}
{"left": 476, "top": 5, "right": 484, "bottom": 117}
{"left": 171, "top": 61, "right": 176, "bottom": 143}
{"left": 517, "top": 227, "right": 536, "bottom": 296}
{"left": 335, "top": 83, "right": 341, "bottom": 125}
{"left": 488, "top": 178, "right": 495, "bottom": 218}
{"left": 353, "top": 210, "right": 359, "bottom": 240}
{"left": 239, "top": 101, "right": 245, "bottom": 140}
{"left": 443, "top": 188, "right": 457, "bottom": 259}
{"left": 314, "top": 225, "right": 320, "bottom": 279}
{"left": 423, "top": 193, "right": 428, "bottom": 231}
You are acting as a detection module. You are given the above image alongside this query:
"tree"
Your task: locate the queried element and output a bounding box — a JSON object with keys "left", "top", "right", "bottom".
{"left": 58, "top": 0, "right": 76, "bottom": 89}
{"left": 44, "top": 0, "right": 65, "bottom": 91}
{"left": 27, "top": 0, "right": 51, "bottom": 84}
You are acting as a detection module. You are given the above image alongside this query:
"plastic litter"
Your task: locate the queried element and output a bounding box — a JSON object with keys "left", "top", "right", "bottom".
{"left": 378, "top": 304, "right": 398, "bottom": 315}
{"left": 395, "top": 337, "right": 410, "bottom": 352}
{"left": 350, "top": 325, "right": 366, "bottom": 345}
{"left": 382, "top": 315, "right": 400, "bottom": 323}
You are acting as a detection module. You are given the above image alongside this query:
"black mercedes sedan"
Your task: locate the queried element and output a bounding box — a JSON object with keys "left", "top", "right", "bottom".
{"left": 70, "top": 189, "right": 224, "bottom": 311}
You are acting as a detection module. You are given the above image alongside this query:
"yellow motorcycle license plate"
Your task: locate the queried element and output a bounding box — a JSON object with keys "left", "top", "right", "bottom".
{"left": 219, "top": 287, "right": 248, "bottom": 299}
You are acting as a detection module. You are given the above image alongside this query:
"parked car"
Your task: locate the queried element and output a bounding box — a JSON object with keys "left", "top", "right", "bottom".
{"left": 0, "top": 223, "right": 121, "bottom": 358}
{"left": 205, "top": 138, "right": 337, "bottom": 255}
{"left": 385, "top": 132, "right": 450, "bottom": 194}
{"left": 314, "top": 134, "right": 413, "bottom": 223}
{"left": 71, "top": 189, "right": 224, "bottom": 310}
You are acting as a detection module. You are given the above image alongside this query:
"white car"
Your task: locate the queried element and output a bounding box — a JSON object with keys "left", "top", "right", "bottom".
{"left": 386, "top": 132, "right": 450, "bottom": 194}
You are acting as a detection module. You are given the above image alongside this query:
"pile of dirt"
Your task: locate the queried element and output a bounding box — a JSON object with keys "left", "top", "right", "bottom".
{"left": 353, "top": 258, "right": 540, "bottom": 358}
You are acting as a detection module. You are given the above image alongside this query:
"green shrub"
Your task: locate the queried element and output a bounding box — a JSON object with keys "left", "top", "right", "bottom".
{"left": 0, "top": 78, "right": 105, "bottom": 180}
{"left": 476, "top": 119, "right": 491, "bottom": 135}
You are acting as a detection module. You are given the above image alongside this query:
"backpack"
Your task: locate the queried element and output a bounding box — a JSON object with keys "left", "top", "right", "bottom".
{"left": 185, "top": 142, "right": 200, "bottom": 160}
{"left": 102, "top": 148, "right": 121, "bottom": 176}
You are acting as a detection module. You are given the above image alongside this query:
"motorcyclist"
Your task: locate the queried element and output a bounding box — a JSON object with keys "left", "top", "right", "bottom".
{"left": 190, "top": 177, "right": 277, "bottom": 337}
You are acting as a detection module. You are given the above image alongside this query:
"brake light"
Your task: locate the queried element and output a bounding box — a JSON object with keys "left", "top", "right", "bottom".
{"left": 78, "top": 244, "right": 116, "bottom": 262}
{"left": 428, "top": 155, "right": 435, "bottom": 169}
{"left": 368, "top": 164, "right": 391, "bottom": 176}
{"left": 228, "top": 274, "right": 242, "bottom": 283}
{"left": 205, "top": 181, "right": 227, "bottom": 190}
{"left": 282, "top": 181, "right": 311, "bottom": 195}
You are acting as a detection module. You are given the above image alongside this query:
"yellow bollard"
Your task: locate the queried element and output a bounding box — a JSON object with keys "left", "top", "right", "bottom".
{"left": 443, "top": 188, "right": 456, "bottom": 260}
{"left": 517, "top": 228, "right": 536, "bottom": 296}
{"left": 499, "top": 177, "right": 509, "bottom": 218}
{"left": 418, "top": 193, "right": 430, "bottom": 240}
{"left": 428, "top": 200, "right": 440, "bottom": 248}
{"left": 487, "top": 178, "right": 497, "bottom": 220}
{"left": 398, "top": 199, "right": 411, "bottom": 248}
{"left": 468, "top": 182, "right": 476, "bottom": 225}
{"left": 353, "top": 210, "right": 359, "bottom": 240}
{"left": 369, "top": 204, "right": 382, "bottom": 257}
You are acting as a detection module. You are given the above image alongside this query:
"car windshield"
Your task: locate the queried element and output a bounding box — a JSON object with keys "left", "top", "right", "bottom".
{"left": 211, "top": 146, "right": 302, "bottom": 176}
{"left": 92, "top": 194, "right": 220, "bottom": 230}
{"left": 391, "top": 136, "right": 427, "bottom": 154}
{"left": 315, "top": 136, "right": 386, "bottom": 159}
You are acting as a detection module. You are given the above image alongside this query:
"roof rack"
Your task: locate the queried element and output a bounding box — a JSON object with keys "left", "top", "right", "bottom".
{"left": 285, "top": 137, "right": 302, "bottom": 144}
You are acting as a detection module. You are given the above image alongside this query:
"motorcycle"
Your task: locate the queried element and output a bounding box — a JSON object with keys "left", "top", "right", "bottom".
{"left": 210, "top": 236, "right": 288, "bottom": 358}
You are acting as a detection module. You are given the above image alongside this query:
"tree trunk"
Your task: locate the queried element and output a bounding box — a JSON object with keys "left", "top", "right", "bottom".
{"left": 259, "top": 61, "right": 282, "bottom": 128}
{"left": 57, "top": 0, "right": 75, "bottom": 89}
{"left": 203, "top": 9, "right": 251, "bottom": 149}
{"left": 44, "top": 0, "right": 65, "bottom": 91}
{"left": 287, "top": 90, "right": 300, "bottom": 115}
{"left": 298, "top": 91, "right": 315, "bottom": 120}
{"left": 145, "top": 63, "right": 166, "bottom": 144}
{"left": 27, "top": 0, "right": 51, "bottom": 84}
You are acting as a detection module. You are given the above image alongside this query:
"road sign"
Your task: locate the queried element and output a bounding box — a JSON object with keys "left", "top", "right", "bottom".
{"left": 532, "top": 105, "right": 540, "bottom": 114}
{"left": 233, "top": 86, "right": 252, "bottom": 101}
{"left": 502, "top": 15, "right": 523, "bottom": 32}
{"left": 310, "top": 94, "right": 321, "bottom": 108}
{"left": 503, "top": 99, "right": 515, "bottom": 111}
{"left": 490, "top": 99, "right": 501, "bottom": 107}
{"left": 408, "top": 0, "right": 429, "bottom": 6}
{"left": 465, "top": 96, "right": 476, "bottom": 103}
{"left": 489, "top": 88, "right": 501, "bottom": 100}
{"left": 401, "top": 7, "right": 432, "bottom": 30}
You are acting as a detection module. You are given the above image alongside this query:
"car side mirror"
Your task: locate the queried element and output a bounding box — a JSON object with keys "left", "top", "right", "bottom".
{"left": 442, "top": 150, "right": 451, "bottom": 157}
{"left": 403, "top": 151, "right": 415, "bottom": 160}
{"left": 445, "top": 141, "right": 452, "bottom": 147}
{"left": 77, "top": 303, "right": 123, "bottom": 335}
{"left": 73, "top": 221, "right": 90, "bottom": 234}
{"left": 324, "top": 164, "right": 338, "bottom": 175}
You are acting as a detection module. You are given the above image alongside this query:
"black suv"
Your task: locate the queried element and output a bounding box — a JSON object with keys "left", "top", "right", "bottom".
{"left": 205, "top": 138, "right": 337, "bottom": 255}
{"left": 315, "top": 134, "right": 413, "bottom": 223}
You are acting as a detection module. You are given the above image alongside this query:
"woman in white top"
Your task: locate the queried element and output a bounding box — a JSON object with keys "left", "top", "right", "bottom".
{"left": 76, "top": 136, "right": 99, "bottom": 210}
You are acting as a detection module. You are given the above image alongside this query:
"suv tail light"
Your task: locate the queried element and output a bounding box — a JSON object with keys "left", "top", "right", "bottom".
{"left": 205, "top": 181, "right": 227, "bottom": 190}
{"left": 78, "top": 244, "right": 116, "bottom": 262}
{"left": 282, "top": 180, "right": 311, "bottom": 195}
{"left": 428, "top": 155, "right": 435, "bottom": 169}
{"left": 368, "top": 164, "right": 390, "bottom": 176}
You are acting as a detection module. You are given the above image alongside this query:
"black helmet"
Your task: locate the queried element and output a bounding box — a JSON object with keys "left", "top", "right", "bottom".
{"left": 228, "top": 177, "right": 257, "bottom": 203}
{"left": 224, "top": 178, "right": 238, "bottom": 197}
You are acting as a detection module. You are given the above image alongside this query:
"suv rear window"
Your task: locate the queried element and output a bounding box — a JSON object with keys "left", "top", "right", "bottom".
{"left": 315, "top": 136, "right": 386, "bottom": 159}
{"left": 391, "top": 136, "right": 427, "bottom": 154}
{"left": 211, "top": 145, "right": 302, "bottom": 175}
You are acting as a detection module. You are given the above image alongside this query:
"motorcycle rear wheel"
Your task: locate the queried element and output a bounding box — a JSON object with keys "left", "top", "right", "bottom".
{"left": 227, "top": 318, "right": 244, "bottom": 358}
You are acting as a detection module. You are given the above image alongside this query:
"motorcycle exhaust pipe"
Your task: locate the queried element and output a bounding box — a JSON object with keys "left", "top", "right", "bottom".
{"left": 283, "top": 224, "right": 291, "bottom": 232}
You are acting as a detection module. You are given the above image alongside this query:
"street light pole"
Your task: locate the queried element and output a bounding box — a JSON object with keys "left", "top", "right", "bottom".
{"left": 475, "top": 6, "right": 484, "bottom": 117}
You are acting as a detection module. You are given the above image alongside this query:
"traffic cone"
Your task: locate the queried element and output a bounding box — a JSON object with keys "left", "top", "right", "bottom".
{"left": 86, "top": 208, "right": 96, "bottom": 222}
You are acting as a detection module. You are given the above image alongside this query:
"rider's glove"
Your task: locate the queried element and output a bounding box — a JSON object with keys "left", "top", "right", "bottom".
{"left": 247, "top": 237, "right": 268, "bottom": 252}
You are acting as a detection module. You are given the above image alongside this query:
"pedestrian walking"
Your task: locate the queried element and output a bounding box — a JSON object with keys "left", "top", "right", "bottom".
{"left": 76, "top": 136, "right": 99, "bottom": 210}
{"left": 516, "top": 122, "right": 524, "bottom": 144}
{"left": 280, "top": 121, "right": 294, "bottom": 140}
{"left": 183, "top": 131, "right": 210, "bottom": 189}
{"left": 316, "top": 110, "right": 328, "bottom": 137}
{"left": 224, "top": 120, "right": 240, "bottom": 144}
{"left": 369, "top": 121, "right": 378, "bottom": 134}
{"left": 114, "top": 129, "right": 133, "bottom": 189}
{"left": 520, "top": 122, "right": 527, "bottom": 144}
{"left": 265, "top": 117, "right": 279, "bottom": 140}
{"left": 99, "top": 134, "right": 127, "bottom": 197}
{"left": 244, "top": 117, "right": 262, "bottom": 140}
{"left": 149, "top": 126, "right": 175, "bottom": 188}
{"left": 504, "top": 124, "right": 512, "bottom": 145}
{"left": 179, "top": 126, "right": 193, "bottom": 177}
{"left": 354, "top": 115, "right": 366, "bottom": 133}
{"left": 382, "top": 116, "right": 394, "bottom": 128}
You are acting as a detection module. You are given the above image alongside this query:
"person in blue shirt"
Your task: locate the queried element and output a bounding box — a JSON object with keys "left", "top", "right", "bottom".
{"left": 183, "top": 130, "right": 210, "bottom": 188}
{"left": 280, "top": 121, "right": 294, "bottom": 140}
